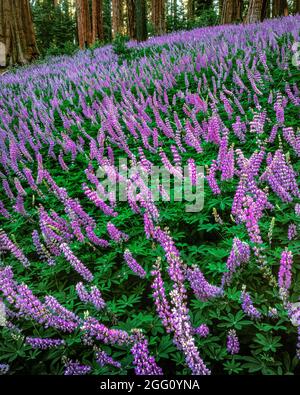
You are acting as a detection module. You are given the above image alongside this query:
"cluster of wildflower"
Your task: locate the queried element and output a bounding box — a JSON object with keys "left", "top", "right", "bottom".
{"left": 75, "top": 282, "right": 106, "bottom": 310}
{"left": 278, "top": 249, "right": 293, "bottom": 294}
{"left": 64, "top": 360, "right": 91, "bottom": 376}
{"left": 241, "top": 288, "right": 262, "bottom": 319}
{"left": 81, "top": 317, "right": 129, "bottom": 345}
{"left": 151, "top": 258, "right": 173, "bottom": 332}
{"left": 32, "top": 230, "right": 55, "bottom": 266}
{"left": 107, "top": 222, "right": 129, "bottom": 243}
{"left": 169, "top": 288, "right": 211, "bottom": 375}
{"left": 59, "top": 243, "right": 93, "bottom": 282}
{"left": 221, "top": 238, "right": 250, "bottom": 286}
{"left": 153, "top": 227, "right": 185, "bottom": 285}
{"left": 260, "top": 150, "right": 300, "bottom": 203}
{"left": 241, "top": 196, "right": 263, "bottom": 244}
{"left": 219, "top": 142, "right": 235, "bottom": 181}
{"left": 151, "top": 258, "right": 210, "bottom": 375}
{"left": 187, "top": 158, "right": 198, "bottom": 185}
{"left": 44, "top": 295, "right": 80, "bottom": 332}
{"left": 194, "top": 324, "right": 210, "bottom": 338}
{"left": 25, "top": 337, "right": 65, "bottom": 349}
{"left": 282, "top": 127, "right": 300, "bottom": 156}
{"left": 0, "top": 200, "right": 10, "bottom": 219}
{"left": 288, "top": 223, "right": 297, "bottom": 241}
{"left": 0, "top": 229, "right": 29, "bottom": 267}
{"left": 186, "top": 266, "right": 223, "bottom": 301}
{"left": 95, "top": 350, "right": 121, "bottom": 369}
{"left": 15, "top": 284, "right": 49, "bottom": 325}
{"left": 130, "top": 329, "right": 163, "bottom": 375}
{"left": 82, "top": 183, "right": 117, "bottom": 217}
{"left": 1, "top": 273, "right": 78, "bottom": 333}
{"left": 0, "top": 266, "right": 17, "bottom": 304}
{"left": 123, "top": 250, "right": 146, "bottom": 278}
{"left": 206, "top": 160, "right": 221, "bottom": 195}
{"left": 227, "top": 330, "right": 240, "bottom": 355}
{"left": 85, "top": 226, "right": 109, "bottom": 247}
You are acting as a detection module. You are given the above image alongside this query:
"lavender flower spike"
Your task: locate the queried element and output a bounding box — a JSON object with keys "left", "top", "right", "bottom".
{"left": 227, "top": 330, "right": 240, "bottom": 355}
{"left": 124, "top": 250, "right": 146, "bottom": 278}
{"left": 241, "top": 288, "right": 261, "bottom": 320}
{"left": 130, "top": 329, "right": 163, "bottom": 375}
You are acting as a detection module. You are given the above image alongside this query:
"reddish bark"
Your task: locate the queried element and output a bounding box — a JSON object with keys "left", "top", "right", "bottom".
{"left": 127, "top": 0, "right": 136, "bottom": 39}
{"left": 221, "top": 0, "right": 242, "bottom": 24}
{"left": 112, "top": 0, "right": 123, "bottom": 37}
{"left": 0, "top": 0, "right": 39, "bottom": 67}
{"left": 92, "top": 0, "right": 104, "bottom": 42}
{"left": 76, "top": 0, "right": 92, "bottom": 49}
{"left": 152, "top": 0, "right": 166, "bottom": 35}
{"left": 273, "top": 0, "right": 289, "bottom": 17}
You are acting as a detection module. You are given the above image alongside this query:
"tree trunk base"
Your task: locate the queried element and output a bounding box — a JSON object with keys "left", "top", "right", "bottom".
{"left": 0, "top": 0, "right": 39, "bottom": 68}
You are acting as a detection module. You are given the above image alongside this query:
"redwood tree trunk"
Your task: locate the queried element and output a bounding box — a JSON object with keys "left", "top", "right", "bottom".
{"left": 0, "top": 0, "right": 39, "bottom": 67}
{"left": 245, "top": 0, "right": 263, "bottom": 23}
{"left": 152, "top": 0, "right": 166, "bottom": 35}
{"left": 76, "top": 0, "right": 92, "bottom": 49}
{"left": 221, "top": 0, "right": 242, "bottom": 24}
{"left": 273, "top": 0, "right": 289, "bottom": 17}
{"left": 261, "top": 0, "right": 271, "bottom": 20}
{"left": 136, "top": 0, "right": 147, "bottom": 41}
{"left": 112, "top": 0, "right": 123, "bottom": 37}
{"left": 92, "top": 0, "right": 104, "bottom": 42}
{"left": 127, "top": 0, "right": 136, "bottom": 39}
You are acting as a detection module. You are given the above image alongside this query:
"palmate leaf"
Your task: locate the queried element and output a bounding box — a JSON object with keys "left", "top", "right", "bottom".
{"left": 254, "top": 333, "right": 283, "bottom": 353}
{"left": 207, "top": 260, "right": 226, "bottom": 273}
{"left": 223, "top": 359, "right": 244, "bottom": 375}
{"left": 217, "top": 311, "right": 252, "bottom": 330}
{"left": 155, "top": 335, "right": 177, "bottom": 360}
{"left": 241, "top": 355, "right": 281, "bottom": 375}
{"left": 255, "top": 319, "right": 287, "bottom": 332}
{"left": 197, "top": 223, "right": 220, "bottom": 232}
{"left": 0, "top": 339, "right": 32, "bottom": 362}
{"left": 206, "top": 247, "right": 229, "bottom": 259}
{"left": 226, "top": 287, "right": 242, "bottom": 302}
{"left": 183, "top": 213, "right": 210, "bottom": 225}
{"left": 282, "top": 351, "right": 299, "bottom": 374}
{"left": 116, "top": 294, "right": 142, "bottom": 310}
{"left": 170, "top": 351, "right": 185, "bottom": 367}
{"left": 204, "top": 343, "right": 227, "bottom": 361}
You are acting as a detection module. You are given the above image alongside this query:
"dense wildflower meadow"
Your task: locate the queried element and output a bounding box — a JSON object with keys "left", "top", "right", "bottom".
{"left": 0, "top": 15, "right": 300, "bottom": 376}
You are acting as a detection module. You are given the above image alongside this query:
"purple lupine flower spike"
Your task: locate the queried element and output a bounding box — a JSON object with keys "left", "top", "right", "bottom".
{"left": 124, "top": 249, "right": 146, "bottom": 278}
{"left": 227, "top": 330, "right": 240, "bottom": 355}
{"left": 241, "top": 288, "right": 261, "bottom": 320}
{"left": 130, "top": 329, "right": 163, "bottom": 375}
